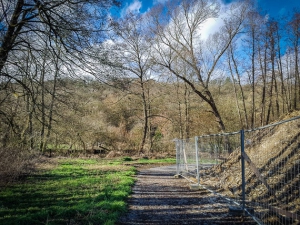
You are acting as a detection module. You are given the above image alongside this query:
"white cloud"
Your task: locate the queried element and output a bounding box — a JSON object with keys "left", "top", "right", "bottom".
{"left": 199, "top": 17, "right": 224, "bottom": 40}
{"left": 198, "top": 0, "right": 244, "bottom": 41}
{"left": 128, "top": 0, "right": 142, "bottom": 13}
{"left": 121, "top": 0, "right": 142, "bottom": 16}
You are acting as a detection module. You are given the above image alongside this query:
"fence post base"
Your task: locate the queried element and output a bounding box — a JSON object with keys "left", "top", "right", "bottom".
{"left": 228, "top": 206, "right": 244, "bottom": 215}
{"left": 229, "top": 206, "right": 255, "bottom": 216}
{"left": 189, "top": 183, "right": 201, "bottom": 190}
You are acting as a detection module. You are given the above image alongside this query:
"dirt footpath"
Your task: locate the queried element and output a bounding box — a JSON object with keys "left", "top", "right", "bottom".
{"left": 117, "top": 165, "right": 256, "bottom": 225}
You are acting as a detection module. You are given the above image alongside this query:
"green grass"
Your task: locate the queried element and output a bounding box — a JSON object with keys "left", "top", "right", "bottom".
{"left": 0, "top": 158, "right": 136, "bottom": 225}
{"left": 134, "top": 157, "right": 176, "bottom": 164}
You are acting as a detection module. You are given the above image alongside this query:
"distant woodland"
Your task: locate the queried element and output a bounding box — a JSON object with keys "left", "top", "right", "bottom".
{"left": 0, "top": 0, "right": 300, "bottom": 158}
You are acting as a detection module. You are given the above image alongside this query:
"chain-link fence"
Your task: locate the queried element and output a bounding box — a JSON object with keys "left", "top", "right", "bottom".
{"left": 175, "top": 116, "right": 300, "bottom": 225}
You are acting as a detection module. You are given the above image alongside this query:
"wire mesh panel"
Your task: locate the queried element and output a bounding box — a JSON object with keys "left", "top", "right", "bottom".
{"left": 175, "top": 137, "right": 197, "bottom": 179}
{"left": 176, "top": 133, "right": 240, "bottom": 184}
{"left": 198, "top": 134, "right": 238, "bottom": 165}
{"left": 175, "top": 116, "right": 300, "bottom": 225}
{"left": 243, "top": 118, "right": 300, "bottom": 225}
{"left": 197, "top": 132, "right": 244, "bottom": 208}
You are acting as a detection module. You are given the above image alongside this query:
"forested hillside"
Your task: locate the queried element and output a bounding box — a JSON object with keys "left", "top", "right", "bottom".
{"left": 1, "top": 74, "right": 298, "bottom": 157}
{"left": 0, "top": 0, "right": 299, "bottom": 176}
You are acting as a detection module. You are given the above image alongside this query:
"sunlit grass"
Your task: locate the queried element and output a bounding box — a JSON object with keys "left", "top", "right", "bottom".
{"left": 0, "top": 158, "right": 136, "bottom": 225}
{"left": 0, "top": 157, "right": 175, "bottom": 224}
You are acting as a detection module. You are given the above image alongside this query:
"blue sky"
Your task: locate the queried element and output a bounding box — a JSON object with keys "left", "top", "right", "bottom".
{"left": 256, "top": 0, "right": 299, "bottom": 18}
{"left": 118, "top": 0, "right": 299, "bottom": 18}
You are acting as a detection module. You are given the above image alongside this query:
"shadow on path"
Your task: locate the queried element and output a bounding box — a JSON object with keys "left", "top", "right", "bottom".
{"left": 117, "top": 166, "right": 256, "bottom": 225}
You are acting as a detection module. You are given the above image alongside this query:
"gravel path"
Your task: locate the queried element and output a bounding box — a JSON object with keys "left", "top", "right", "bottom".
{"left": 117, "top": 165, "right": 256, "bottom": 225}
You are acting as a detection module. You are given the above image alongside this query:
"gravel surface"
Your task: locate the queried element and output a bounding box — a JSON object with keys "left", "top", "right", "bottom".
{"left": 117, "top": 165, "right": 257, "bottom": 225}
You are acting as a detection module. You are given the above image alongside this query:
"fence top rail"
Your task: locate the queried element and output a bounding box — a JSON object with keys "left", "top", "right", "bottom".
{"left": 197, "top": 131, "right": 240, "bottom": 138}
{"left": 192, "top": 115, "right": 300, "bottom": 139}
{"left": 244, "top": 115, "right": 300, "bottom": 133}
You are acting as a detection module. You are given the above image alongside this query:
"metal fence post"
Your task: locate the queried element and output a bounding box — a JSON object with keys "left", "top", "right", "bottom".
{"left": 240, "top": 129, "right": 246, "bottom": 210}
{"left": 175, "top": 139, "right": 180, "bottom": 175}
{"left": 195, "top": 136, "right": 200, "bottom": 185}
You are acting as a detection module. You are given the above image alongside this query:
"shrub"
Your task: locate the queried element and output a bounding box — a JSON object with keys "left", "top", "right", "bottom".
{"left": 0, "top": 148, "right": 36, "bottom": 185}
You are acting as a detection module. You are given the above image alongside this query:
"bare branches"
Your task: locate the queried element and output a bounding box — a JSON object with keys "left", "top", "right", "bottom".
{"left": 150, "top": 0, "right": 250, "bottom": 132}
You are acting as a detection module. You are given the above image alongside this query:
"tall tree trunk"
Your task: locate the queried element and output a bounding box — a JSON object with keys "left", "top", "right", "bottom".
{"left": 139, "top": 77, "right": 148, "bottom": 154}
{"left": 39, "top": 55, "right": 46, "bottom": 152}
{"left": 266, "top": 70, "right": 275, "bottom": 124}
{"left": 147, "top": 86, "right": 153, "bottom": 154}
{"left": 272, "top": 28, "right": 280, "bottom": 118}
{"left": 227, "top": 50, "right": 243, "bottom": 128}
{"left": 176, "top": 78, "right": 184, "bottom": 139}
{"left": 269, "top": 22, "right": 280, "bottom": 121}
{"left": 184, "top": 82, "right": 190, "bottom": 139}
{"left": 251, "top": 28, "right": 256, "bottom": 128}
{"left": 43, "top": 51, "right": 60, "bottom": 153}
{"left": 294, "top": 42, "right": 299, "bottom": 110}
{"left": 229, "top": 45, "right": 249, "bottom": 128}
{"left": 258, "top": 44, "right": 267, "bottom": 126}
{"left": 276, "top": 28, "right": 289, "bottom": 113}
{"left": 285, "top": 51, "right": 293, "bottom": 111}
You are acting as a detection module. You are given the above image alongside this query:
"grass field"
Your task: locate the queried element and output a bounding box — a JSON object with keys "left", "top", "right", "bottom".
{"left": 0, "top": 157, "right": 175, "bottom": 225}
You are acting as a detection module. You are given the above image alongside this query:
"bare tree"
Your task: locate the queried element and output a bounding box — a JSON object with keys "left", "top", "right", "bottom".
{"left": 227, "top": 43, "right": 249, "bottom": 129}
{"left": 243, "top": 10, "right": 265, "bottom": 128}
{"left": 150, "top": 0, "right": 250, "bottom": 135}
{"left": 265, "top": 20, "right": 280, "bottom": 124}
{"left": 270, "top": 16, "right": 290, "bottom": 114}
{"left": 0, "top": 0, "right": 119, "bottom": 149}
{"left": 287, "top": 11, "right": 300, "bottom": 110}
{"left": 112, "top": 13, "right": 153, "bottom": 154}
{"left": 0, "top": 0, "right": 119, "bottom": 104}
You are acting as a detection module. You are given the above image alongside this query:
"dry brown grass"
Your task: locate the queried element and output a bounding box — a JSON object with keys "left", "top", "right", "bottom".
{"left": 0, "top": 148, "right": 37, "bottom": 185}
{"left": 33, "top": 156, "right": 60, "bottom": 171}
